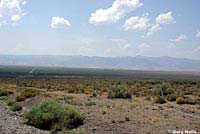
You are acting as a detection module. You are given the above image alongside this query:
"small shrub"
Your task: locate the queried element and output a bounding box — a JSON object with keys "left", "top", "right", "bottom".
{"left": 24, "top": 100, "right": 84, "bottom": 130}
{"left": 0, "top": 96, "right": 8, "bottom": 101}
{"left": 68, "top": 88, "right": 85, "bottom": 94}
{"left": 0, "top": 91, "right": 8, "bottom": 96}
{"left": 6, "top": 90, "right": 14, "bottom": 94}
{"left": 145, "top": 96, "right": 151, "bottom": 101}
{"left": 16, "top": 95, "right": 26, "bottom": 102}
{"left": 185, "top": 98, "right": 196, "bottom": 105}
{"left": 16, "top": 89, "right": 36, "bottom": 102}
{"left": 68, "top": 88, "right": 75, "bottom": 93}
{"left": 194, "top": 97, "right": 200, "bottom": 104}
{"left": 176, "top": 97, "right": 185, "bottom": 104}
{"left": 64, "top": 96, "right": 76, "bottom": 105}
{"left": 7, "top": 100, "right": 16, "bottom": 106}
{"left": 125, "top": 117, "right": 130, "bottom": 121}
{"left": 10, "top": 102, "right": 23, "bottom": 112}
{"left": 166, "top": 94, "right": 178, "bottom": 102}
{"left": 91, "top": 91, "right": 97, "bottom": 97}
{"left": 108, "top": 87, "right": 132, "bottom": 99}
{"left": 85, "top": 101, "right": 96, "bottom": 106}
{"left": 154, "top": 96, "right": 166, "bottom": 104}
{"left": 21, "top": 89, "right": 36, "bottom": 98}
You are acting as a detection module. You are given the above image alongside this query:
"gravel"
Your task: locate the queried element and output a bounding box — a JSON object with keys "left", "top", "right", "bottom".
{"left": 0, "top": 101, "right": 49, "bottom": 134}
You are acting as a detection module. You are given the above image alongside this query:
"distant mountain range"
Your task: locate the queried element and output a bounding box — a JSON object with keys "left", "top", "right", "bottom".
{"left": 0, "top": 55, "right": 200, "bottom": 71}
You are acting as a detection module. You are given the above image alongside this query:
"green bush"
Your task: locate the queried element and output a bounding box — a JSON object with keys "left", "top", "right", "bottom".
{"left": 166, "top": 94, "right": 178, "bottom": 102}
{"left": 64, "top": 96, "right": 76, "bottom": 105}
{"left": 16, "top": 95, "right": 26, "bottom": 102}
{"left": 154, "top": 96, "right": 166, "bottom": 104}
{"left": 10, "top": 102, "right": 23, "bottom": 112}
{"left": 0, "top": 91, "right": 8, "bottom": 96}
{"left": 154, "top": 84, "right": 173, "bottom": 96}
{"left": 0, "top": 96, "right": 8, "bottom": 101}
{"left": 7, "top": 100, "right": 16, "bottom": 106}
{"left": 16, "top": 89, "right": 36, "bottom": 102}
{"left": 108, "top": 87, "right": 132, "bottom": 99}
{"left": 21, "top": 89, "right": 36, "bottom": 98}
{"left": 176, "top": 97, "right": 185, "bottom": 104}
{"left": 24, "top": 101, "right": 84, "bottom": 130}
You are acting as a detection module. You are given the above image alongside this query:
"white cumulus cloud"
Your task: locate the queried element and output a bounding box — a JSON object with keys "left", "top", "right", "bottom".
{"left": 196, "top": 31, "right": 200, "bottom": 38}
{"left": 123, "top": 16, "right": 150, "bottom": 31}
{"left": 146, "top": 11, "right": 175, "bottom": 36}
{"left": 146, "top": 24, "right": 161, "bottom": 36}
{"left": 156, "top": 11, "right": 175, "bottom": 25}
{"left": 0, "top": 0, "right": 27, "bottom": 26}
{"left": 89, "top": 0, "right": 143, "bottom": 25}
{"left": 51, "top": 17, "right": 71, "bottom": 29}
{"left": 170, "top": 34, "right": 187, "bottom": 42}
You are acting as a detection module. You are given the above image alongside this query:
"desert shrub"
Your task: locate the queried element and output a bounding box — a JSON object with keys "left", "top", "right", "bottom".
{"left": 16, "top": 89, "right": 36, "bottom": 102}
{"left": 160, "top": 84, "right": 168, "bottom": 96}
{"left": 108, "top": 87, "right": 132, "bottom": 99}
{"left": 166, "top": 94, "right": 178, "bottom": 102}
{"left": 64, "top": 96, "right": 76, "bottom": 105}
{"left": 145, "top": 96, "right": 151, "bottom": 101}
{"left": 68, "top": 88, "right": 85, "bottom": 94}
{"left": 16, "top": 95, "right": 26, "bottom": 102}
{"left": 144, "top": 89, "right": 152, "bottom": 96}
{"left": 194, "top": 97, "right": 200, "bottom": 104}
{"left": 21, "top": 89, "right": 36, "bottom": 98}
{"left": 185, "top": 98, "right": 196, "bottom": 105}
{"left": 125, "top": 117, "right": 130, "bottom": 121}
{"left": 154, "top": 83, "right": 174, "bottom": 96}
{"left": 7, "top": 100, "right": 16, "bottom": 106}
{"left": 5, "top": 90, "right": 14, "bottom": 94}
{"left": 24, "top": 101, "right": 84, "bottom": 130}
{"left": 91, "top": 91, "right": 97, "bottom": 97}
{"left": 85, "top": 101, "right": 96, "bottom": 106}
{"left": 10, "top": 102, "right": 23, "bottom": 112}
{"left": 0, "top": 91, "right": 8, "bottom": 96}
{"left": 176, "top": 97, "right": 185, "bottom": 104}
{"left": 0, "top": 96, "right": 8, "bottom": 101}
{"left": 154, "top": 96, "right": 166, "bottom": 104}
{"left": 67, "top": 88, "right": 75, "bottom": 93}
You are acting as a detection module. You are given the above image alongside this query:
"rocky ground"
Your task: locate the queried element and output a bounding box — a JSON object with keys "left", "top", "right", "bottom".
{"left": 0, "top": 101, "right": 49, "bottom": 134}
{"left": 71, "top": 94, "right": 200, "bottom": 134}
{"left": 0, "top": 87, "right": 200, "bottom": 134}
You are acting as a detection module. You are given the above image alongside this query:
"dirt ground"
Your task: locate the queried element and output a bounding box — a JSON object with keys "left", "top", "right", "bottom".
{"left": 0, "top": 85, "right": 200, "bottom": 134}
{"left": 49, "top": 91, "right": 200, "bottom": 134}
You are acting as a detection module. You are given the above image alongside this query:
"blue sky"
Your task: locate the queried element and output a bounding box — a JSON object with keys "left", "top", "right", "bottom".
{"left": 0, "top": 0, "right": 200, "bottom": 59}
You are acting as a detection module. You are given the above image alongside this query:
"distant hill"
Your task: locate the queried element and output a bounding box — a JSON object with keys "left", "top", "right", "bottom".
{"left": 0, "top": 55, "right": 200, "bottom": 71}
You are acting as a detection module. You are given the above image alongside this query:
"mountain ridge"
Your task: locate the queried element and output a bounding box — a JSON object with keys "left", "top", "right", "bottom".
{"left": 0, "top": 55, "right": 200, "bottom": 71}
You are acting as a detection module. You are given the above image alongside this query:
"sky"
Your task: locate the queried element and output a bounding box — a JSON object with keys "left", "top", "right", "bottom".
{"left": 0, "top": 0, "right": 200, "bottom": 59}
